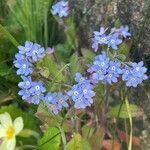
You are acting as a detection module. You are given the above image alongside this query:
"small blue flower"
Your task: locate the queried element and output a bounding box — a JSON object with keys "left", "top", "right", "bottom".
{"left": 57, "top": 92, "right": 69, "bottom": 109}
{"left": 92, "top": 27, "right": 108, "bottom": 51}
{"left": 124, "top": 61, "right": 148, "bottom": 87}
{"left": 122, "top": 66, "right": 132, "bottom": 81}
{"left": 108, "top": 61, "right": 122, "bottom": 75}
{"left": 105, "top": 72, "right": 118, "bottom": 84}
{"left": 18, "top": 41, "right": 33, "bottom": 55}
{"left": 92, "top": 41, "right": 99, "bottom": 52}
{"left": 14, "top": 58, "right": 33, "bottom": 76}
{"left": 18, "top": 88, "right": 31, "bottom": 100}
{"left": 117, "top": 25, "right": 131, "bottom": 38}
{"left": 15, "top": 53, "right": 25, "bottom": 61}
{"left": 75, "top": 73, "right": 86, "bottom": 83}
{"left": 29, "top": 81, "right": 46, "bottom": 95}
{"left": 68, "top": 74, "right": 95, "bottom": 109}
{"left": 44, "top": 92, "right": 69, "bottom": 114}
{"left": 94, "top": 27, "right": 108, "bottom": 36}
{"left": 26, "top": 43, "right": 45, "bottom": 62}
{"left": 18, "top": 76, "right": 32, "bottom": 89}
{"left": 132, "top": 61, "right": 147, "bottom": 77}
{"left": 88, "top": 52, "right": 110, "bottom": 81}
{"left": 51, "top": 1, "right": 69, "bottom": 17}
{"left": 107, "top": 34, "right": 122, "bottom": 50}
{"left": 104, "top": 61, "right": 122, "bottom": 84}
{"left": 27, "top": 94, "right": 44, "bottom": 104}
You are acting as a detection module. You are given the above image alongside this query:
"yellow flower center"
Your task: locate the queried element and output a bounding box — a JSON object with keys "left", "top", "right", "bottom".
{"left": 6, "top": 126, "right": 15, "bottom": 140}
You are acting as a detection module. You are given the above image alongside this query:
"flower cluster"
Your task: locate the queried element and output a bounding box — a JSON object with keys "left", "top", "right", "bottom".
{"left": 14, "top": 41, "right": 70, "bottom": 113}
{"left": 14, "top": 41, "right": 45, "bottom": 76}
{"left": 92, "top": 26, "right": 131, "bottom": 51}
{"left": 51, "top": 1, "right": 69, "bottom": 17}
{"left": 18, "top": 76, "right": 46, "bottom": 104}
{"left": 68, "top": 73, "right": 95, "bottom": 109}
{"left": 44, "top": 92, "right": 69, "bottom": 114}
{"left": 14, "top": 41, "right": 46, "bottom": 104}
{"left": 122, "top": 61, "right": 148, "bottom": 87}
{"left": 88, "top": 52, "right": 148, "bottom": 87}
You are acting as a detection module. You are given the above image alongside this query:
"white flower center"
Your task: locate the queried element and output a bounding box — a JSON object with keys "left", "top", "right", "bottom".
{"left": 26, "top": 81, "right": 30, "bottom": 86}
{"left": 109, "top": 74, "right": 112, "bottom": 77}
{"left": 83, "top": 89, "right": 87, "bottom": 94}
{"left": 136, "top": 67, "right": 139, "bottom": 71}
{"left": 22, "top": 64, "right": 27, "bottom": 68}
{"left": 48, "top": 97, "right": 52, "bottom": 101}
{"left": 112, "top": 66, "right": 115, "bottom": 70}
{"left": 101, "top": 38, "right": 106, "bottom": 42}
{"left": 80, "top": 77, "right": 84, "bottom": 81}
{"left": 98, "top": 70, "right": 102, "bottom": 74}
{"left": 35, "top": 85, "right": 40, "bottom": 90}
{"left": 126, "top": 70, "right": 129, "bottom": 74}
{"left": 32, "top": 50, "right": 37, "bottom": 55}
{"left": 101, "top": 62, "right": 105, "bottom": 67}
{"left": 74, "top": 91, "right": 79, "bottom": 96}
{"left": 59, "top": 99, "right": 64, "bottom": 103}
{"left": 111, "top": 39, "right": 115, "bottom": 44}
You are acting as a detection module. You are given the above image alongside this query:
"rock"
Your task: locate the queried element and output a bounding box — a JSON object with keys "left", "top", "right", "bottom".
{"left": 69, "top": 0, "right": 150, "bottom": 57}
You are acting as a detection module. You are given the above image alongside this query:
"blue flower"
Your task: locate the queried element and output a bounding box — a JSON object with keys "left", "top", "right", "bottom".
{"left": 108, "top": 61, "right": 122, "bottom": 75}
{"left": 18, "top": 41, "right": 33, "bottom": 55}
{"left": 92, "top": 41, "right": 99, "bottom": 52}
{"left": 105, "top": 61, "right": 122, "bottom": 84}
{"left": 18, "top": 88, "right": 31, "bottom": 100}
{"left": 132, "top": 61, "right": 147, "bottom": 77}
{"left": 18, "top": 78, "right": 46, "bottom": 104}
{"left": 29, "top": 81, "right": 46, "bottom": 95}
{"left": 51, "top": 1, "right": 69, "bottom": 17}
{"left": 105, "top": 72, "right": 118, "bottom": 84}
{"left": 44, "top": 92, "right": 69, "bottom": 114}
{"left": 57, "top": 92, "right": 69, "bottom": 109}
{"left": 123, "top": 61, "right": 148, "bottom": 87}
{"left": 117, "top": 25, "right": 131, "bottom": 38}
{"left": 92, "top": 27, "right": 108, "bottom": 51}
{"left": 26, "top": 43, "right": 45, "bottom": 62}
{"left": 14, "top": 58, "right": 33, "bottom": 76}
{"left": 18, "top": 76, "right": 32, "bottom": 89}
{"left": 88, "top": 52, "right": 109, "bottom": 81}
{"left": 27, "top": 94, "right": 44, "bottom": 104}
{"left": 94, "top": 27, "right": 108, "bottom": 36}
{"left": 122, "top": 66, "right": 131, "bottom": 81}
{"left": 107, "top": 34, "right": 122, "bottom": 50}
{"left": 75, "top": 72, "right": 87, "bottom": 83}
{"left": 68, "top": 74, "right": 95, "bottom": 109}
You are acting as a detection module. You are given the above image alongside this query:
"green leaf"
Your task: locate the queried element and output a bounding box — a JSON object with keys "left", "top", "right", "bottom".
{"left": 38, "top": 127, "right": 61, "bottom": 150}
{"left": 55, "top": 43, "right": 72, "bottom": 62}
{"left": 70, "top": 52, "right": 80, "bottom": 76}
{"left": 0, "top": 24, "right": 19, "bottom": 47}
{"left": 18, "top": 129, "right": 40, "bottom": 139}
{"left": 0, "top": 105, "right": 39, "bottom": 130}
{"left": 82, "top": 125, "right": 94, "bottom": 139}
{"left": 107, "top": 103, "right": 144, "bottom": 118}
{"left": 118, "top": 40, "right": 132, "bottom": 57}
{"left": 114, "top": 19, "right": 122, "bottom": 28}
{"left": 0, "top": 64, "right": 10, "bottom": 76}
{"left": 81, "top": 48, "right": 96, "bottom": 63}
{"left": 43, "top": 55, "right": 63, "bottom": 81}
{"left": 89, "top": 127, "right": 105, "bottom": 150}
{"left": 66, "top": 134, "right": 91, "bottom": 150}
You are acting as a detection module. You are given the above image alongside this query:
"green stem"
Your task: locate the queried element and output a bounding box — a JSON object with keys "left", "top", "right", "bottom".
{"left": 59, "top": 127, "right": 67, "bottom": 150}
